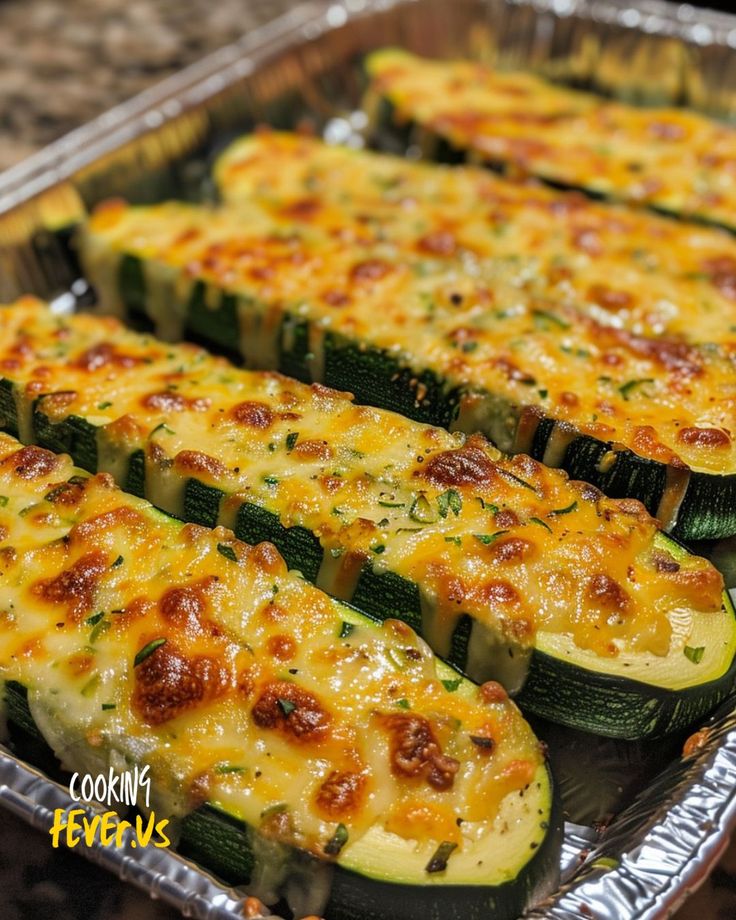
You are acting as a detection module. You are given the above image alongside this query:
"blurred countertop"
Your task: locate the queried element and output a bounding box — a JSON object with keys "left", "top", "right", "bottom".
{"left": 1, "top": 1, "right": 736, "bottom": 918}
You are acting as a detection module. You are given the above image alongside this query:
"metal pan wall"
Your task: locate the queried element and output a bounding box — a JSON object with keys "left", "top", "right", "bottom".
{"left": 2, "top": 1, "right": 736, "bottom": 917}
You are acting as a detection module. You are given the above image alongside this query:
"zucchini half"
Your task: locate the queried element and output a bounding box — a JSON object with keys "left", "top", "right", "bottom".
{"left": 1, "top": 298, "right": 734, "bottom": 740}
{"left": 0, "top": 432, "right": 559, "bottom": 920}
{"left": 363, "top": 48, "right": 736, "bottom": 233}
{"left": 214, "top": 131, "right": 736, "bottom": 350}
{"left": 77, "top": 190, "right": 736, "bottom": 543}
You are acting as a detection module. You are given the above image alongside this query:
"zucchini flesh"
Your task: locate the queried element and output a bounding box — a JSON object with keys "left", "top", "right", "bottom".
{"left": 363, "top": 49, "right": 736, "bottom": 232}
{"left": 1, "top": 299, "right": 734, "bottom": 739}
{"left": 77, "top": 179, "right": 736, "bottom": 543}
{"left": 0, "top": 432, "right": 558, "bottom": 919}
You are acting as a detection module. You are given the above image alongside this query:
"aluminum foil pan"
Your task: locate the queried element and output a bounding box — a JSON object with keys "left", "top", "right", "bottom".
{"left": 2, "top": 0, "right": 736, "bottom": 917}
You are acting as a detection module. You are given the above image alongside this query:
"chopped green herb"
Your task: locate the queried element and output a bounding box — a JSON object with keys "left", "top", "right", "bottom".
{"left": 150, "top": 422, "right": 175, "bottom": 436}
{"left": 619, "top": 378, "right": 654, "bottom": 401}
{"left": 263, "top": 475, "right": 279, "bottom": 486}
{"left": 216, "top": 764, "right": 247, "bottom": 774}
{"left": 339, "top": 622, "right": 355, "bottom": 639}
{"left": 529, "top": 517, "right": 553, "bottom": 533}
{"left": 110, "top": 555, "right": 124, "bottom": 568}
{"left": 438, "top": 489, "right": 462, "bottom": 518}
{"left": 285, "top": 432, "right": 299, "bottom": 451}
{"left": 684, "top": 645, "right": 705, "bottom": 664}
{"left": 217, "top": 543, "right": 238, "bottom": 563}
{"left": 533, "top": 309, "right": 570, "bottom": 330}
{"left": 97, "top": 401, "right": 113, "bottom": 410}
{"left": 549, "top": 501, "right": 578, "bottom": 516}
{"left": 80, "top": 674, "right": 100, "bottom": 698}
{"left": 278, "top": 698, "right": 297, "bottom": 716}
{"left": 371, "top": 544, "right": 386, "bottom": 555}
{"left": 324, "top": 823, "right": 349, "bottom": 856}
{"left": 86, "top": 612, "right": 105, "bottom": 627}
{"left": 426, "top": 841, "right": 458, "bottom": 874}
{"left": 441, "top": 678, "right": 462, "bottom": 692}
{"left": 101, "top": 703, "right": 116, "bottom": 711}
{"left": 378, "top": 499, "right": 405, "bottom": 508}
{"left": 396, "top": 698, "right": 410, "bottom": 709}
{"left": 134, "top": 638, "right": 167, "bottom": 668}
{"left": 410, "top": 494, "right": 436, "bottom": 523}
{"left": 260, "top": 802, "right": 289, "bottom": 819}
{"left": 89, "top": 618, "right": 110, "bottom": 645}
{"left": 444, "top": 535, "right": 462, "bottom": 546}
{"left": 0, "top": 496, "right": 8, "bottom": 507}
{"left": 538, "top": 388, "right": 548, "bottom": 399}
{"left": 473, "top": 531, "right": 508, "bottom": 545}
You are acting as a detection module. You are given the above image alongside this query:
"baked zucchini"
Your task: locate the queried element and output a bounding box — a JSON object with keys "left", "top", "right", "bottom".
{"left": 1, "top": 298, "right": 734, "bottom": 739}
{"left": 363, "top": 49, "right": 736, "bottom": 232}
{"left": 0, "top": 432, "right": 559, "bottom": 920}
{"left": 215, "top": 132, "right": 736, "bottom": 349}
{"left": 78, "top": 192, "right": 736, "bottom": 542}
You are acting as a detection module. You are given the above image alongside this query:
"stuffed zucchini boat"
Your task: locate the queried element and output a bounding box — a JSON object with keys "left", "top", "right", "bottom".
{"left": 1, "top": 298, "right": 734, "bottom": 739}
{"left": 0, "top": 432, "right": 559, "bottom": 920}
{"left": 78, "top": 195, "right": 736, "bottom": 541}
{"left": 363, "top": 49, "right": 736, "bottom": 232}
{"left": 215, "top": 132, "right": 736, "bottom": 349}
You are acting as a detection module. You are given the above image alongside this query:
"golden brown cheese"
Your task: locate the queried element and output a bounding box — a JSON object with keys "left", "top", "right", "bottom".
{"left": 216, "top": 132, "right": 736, "bottom": 348}
{"left": 79, "top": 191, "right": 736, "bottom": 478}
{"left": 0, "top": 431, "right": 547, "bottom": 869}
{"left": 364, "top": 49, "right": 736, "bottom": 230}
{"left": 0, "top": 299, "right": 724, "bottom": 664}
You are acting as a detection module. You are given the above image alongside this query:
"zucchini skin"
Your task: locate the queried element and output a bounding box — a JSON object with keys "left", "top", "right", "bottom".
{"left": 112, "top": 251, "right": 736, "bottom": 543}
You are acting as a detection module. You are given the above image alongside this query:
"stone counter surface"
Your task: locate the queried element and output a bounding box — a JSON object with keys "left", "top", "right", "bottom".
{"left": 0, "top": 1, "right": 735, "bottom": 918}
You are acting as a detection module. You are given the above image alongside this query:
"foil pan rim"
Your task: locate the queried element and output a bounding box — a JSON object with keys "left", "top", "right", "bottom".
{"left": 2, "top": 0, "right": 736, "bottom": 917}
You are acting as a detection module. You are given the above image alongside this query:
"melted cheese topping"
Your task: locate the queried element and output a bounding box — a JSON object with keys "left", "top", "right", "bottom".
{"left": 216, "top": 132, "right": 736, "bottom": 349}
{"left": 365, "top": 49, "right": 736, "bottom": 230}
{"left": 80, "top": 191, "right": 736, "bottom": 478}
{"left": 0, "top": 432, "right": 549, "bottom": 888}
{"left": 0, "top": 299, "right": 727, "bottom": 668}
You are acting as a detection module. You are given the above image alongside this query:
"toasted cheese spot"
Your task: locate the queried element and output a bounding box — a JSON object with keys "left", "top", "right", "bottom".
{"left": 250, "top": 541, "right": 287, "bottom": 577}
{"left": 44, "top": 479, "right": 86, "bottom": 506}
{"left": 315, "top": 770, "right": 367, "bottom": 819}
{"left": 32, "top": 551, "right": 109, "bottom": 621}
{"left": 291, "top": 439, "right": 333, "bottom": 462}
{"left": 41, "top": 390, "right": 79, "bottom": 413}
{"left": 3, "top": 445, "right": 58, "bottom": 480}
{"left": 74, "top": 343, "right": 142, "bottom": 372}
{"left": 379, "top": 712, "right": 459, "bottom": 791}
{"left": 70, "top": 506, "right": 147, "bottom": 544}
{"left": 133, "top": 642, "right": 231, "bottom": 726}
{"left": 159, "top": 585, "right": 207, "bottom": 635}
{"left": 479, "top": 681, "right": 508, "bottom": 704}
{"left": 417, "top": 230, "right": 457, "bottom": 256}
{"left": 350, "top": 259, "right": 393, "bottom": 282}
{"left": 174, "top": 450, "right": 230, "bottom": 478}
{"left": 490, "top": 537, "right": 535, "bottom": 563}
{"left": 677, "top": 427, "right": 731, "bottom": 449}
{"left": 141, "top": 391, "right": 211, "bottom": 412}
{"left": 701, "top": 255, "right": 736, "bottom": 301}
{"left": 230, "top": 400, "right": 275, "bottom": 429}
{"left": 251, "top": 679, "right": 332, "bottom": 742}
{"left": 586, "top": 573, "right": 630, "bottom": 613}
{"left": 66, "top": 652, "right": 94, "bottom": 677}
{"left": 265, "top": 634, "right": 297, "bottom": 661}
{"left": 419, "top": 437, "right": 496, "bottom": 488}
{"left": 323, "top": 289, "right": 351, "bottom": 307}
{"left": 587, "top": 284, "right": 634, "bottom": 312}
